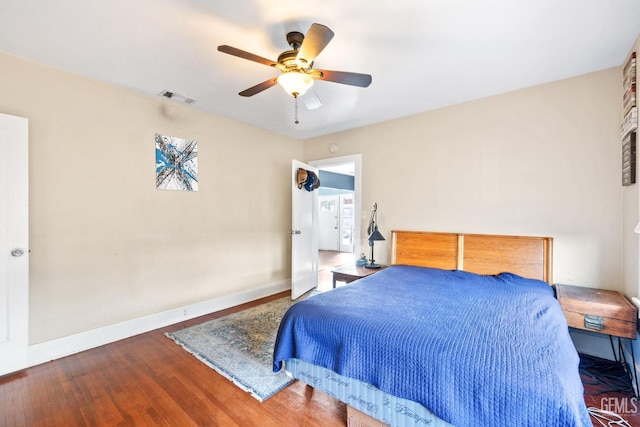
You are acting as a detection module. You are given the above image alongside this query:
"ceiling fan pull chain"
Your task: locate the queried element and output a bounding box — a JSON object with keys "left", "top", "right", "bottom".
{"left": 294, "top": 95, "right": 300, "bottom": 124}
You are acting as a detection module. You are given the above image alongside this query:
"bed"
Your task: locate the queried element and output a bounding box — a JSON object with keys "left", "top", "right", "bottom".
{"left": 273, "top": 231, "right": 591, "bottom": 427}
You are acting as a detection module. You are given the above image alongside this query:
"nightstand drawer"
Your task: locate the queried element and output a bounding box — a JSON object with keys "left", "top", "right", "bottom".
{"left": 556, "top": 284, "right": 637, "bottom": 339}
{"left": 561, "top": 311, "right": 636, "bottom": 338}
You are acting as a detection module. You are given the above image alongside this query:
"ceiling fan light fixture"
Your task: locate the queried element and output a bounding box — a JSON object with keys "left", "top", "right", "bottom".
{"left": 277, "top": 71, "right": 314, "bottom": 97}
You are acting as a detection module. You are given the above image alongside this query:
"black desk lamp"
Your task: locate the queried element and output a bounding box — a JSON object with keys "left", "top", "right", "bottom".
{"left": 366, "top": 203, "right": 385, "bottom": 269}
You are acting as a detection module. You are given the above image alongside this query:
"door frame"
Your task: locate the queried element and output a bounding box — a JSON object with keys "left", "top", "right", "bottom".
{"left": 310, "top": 154, "right": 362, "bottom": 258}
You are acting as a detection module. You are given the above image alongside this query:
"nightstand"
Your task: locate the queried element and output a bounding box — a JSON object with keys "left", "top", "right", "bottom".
{"left": 555, "top": 284, "right": 637, "bottom": 339}
{"left": 555, "top": 284, "right": 638, "bottom": 394}
{"left": 331, "top": 264, "right": 388, "bottom": 288}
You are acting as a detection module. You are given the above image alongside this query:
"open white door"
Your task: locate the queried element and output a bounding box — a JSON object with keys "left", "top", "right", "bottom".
{"left": 0, "top": 113, "right": 29, "bottom": 376}
{"left": 318, "top": 195, "right": 339, "bottom": 251}
{"left": 291, "top": 160, "right": 318, "bottom": 300}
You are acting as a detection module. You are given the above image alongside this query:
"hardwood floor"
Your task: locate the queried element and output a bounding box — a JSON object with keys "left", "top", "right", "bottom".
{"left": 0, "top": 292, "right": 345, "bottom": 427}
{"left": 318, "top": 250, "right": 354, "bottom": 291}
{"left": 581, "top": 353, "right": 640, "bottom": 426}
{"left": 3, "top": 286, "right": 638, "bottom": 426}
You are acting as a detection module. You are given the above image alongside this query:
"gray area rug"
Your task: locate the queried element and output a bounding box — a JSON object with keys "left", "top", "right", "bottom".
{"left": 165, "top": 296, "right": 300, "bottom": 402}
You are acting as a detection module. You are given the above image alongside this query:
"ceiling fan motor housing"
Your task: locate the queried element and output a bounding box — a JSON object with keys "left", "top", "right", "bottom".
{"left": 286, "top": 31, "right": 305, "bottom": 50}
{"left": 278, "top": 50, "right": 312, "bottom": 71}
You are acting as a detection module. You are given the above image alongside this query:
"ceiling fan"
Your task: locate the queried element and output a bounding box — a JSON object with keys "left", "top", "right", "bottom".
{"left": 217, "top": 23, "right": 372, "bottom": 102}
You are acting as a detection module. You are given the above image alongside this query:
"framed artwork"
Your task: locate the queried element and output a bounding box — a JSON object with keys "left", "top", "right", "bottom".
{"left": 155, "top": 133, "right": 198, "bottom": 191}
{"left": 622, "top": 132, "right": 636, "bottom": 186}
{"left": 622, "top": 52, "right": 636, "bottom": 186}
{"left": 623, "top": 52, "right": 636, "bottom": 118}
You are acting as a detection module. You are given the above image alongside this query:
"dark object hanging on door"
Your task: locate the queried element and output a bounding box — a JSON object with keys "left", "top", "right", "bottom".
{"left": 296, "top": 168, "right": 321, "bottom": 191}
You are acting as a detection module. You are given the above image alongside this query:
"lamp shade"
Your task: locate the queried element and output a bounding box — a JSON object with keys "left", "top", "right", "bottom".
{"left": 277, "top": 71, "right": 314, "bottom": 97}
{"left": 368, "top": 227, "right": 385, "bottom": 242}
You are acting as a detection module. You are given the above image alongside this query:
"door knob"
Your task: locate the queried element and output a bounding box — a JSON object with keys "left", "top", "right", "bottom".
{"left": 11, "top": 248, "right": 25, "bottom": 257}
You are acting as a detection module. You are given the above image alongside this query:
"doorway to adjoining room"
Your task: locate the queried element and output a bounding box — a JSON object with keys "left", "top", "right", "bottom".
{"left": 313, "top": 159, "right": 359, "bottom": 291}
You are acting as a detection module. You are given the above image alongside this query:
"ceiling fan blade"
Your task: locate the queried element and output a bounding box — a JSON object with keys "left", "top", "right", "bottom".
{"left": 302, "top": 87, "right": 322, "bottom": 110}
{"left": 238, "top": 78, "right": 278, "bottom": 97}
{"left": 217, "top": 45, "right": 278, "bottom": 68}
{"left": 311, "top": 69, "right": 372, "bottom": 87}
{"left": 296, "top": 23, "right": 334, "bottom": 65}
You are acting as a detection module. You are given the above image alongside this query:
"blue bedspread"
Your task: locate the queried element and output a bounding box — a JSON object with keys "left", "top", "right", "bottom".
{"left": 273, "top": 265, "right": 591, "bottom": 427}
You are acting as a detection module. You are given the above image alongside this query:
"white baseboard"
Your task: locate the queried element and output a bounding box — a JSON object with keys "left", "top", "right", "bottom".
{"left": 28, "top": 279, "right": 291, "bottom": 367}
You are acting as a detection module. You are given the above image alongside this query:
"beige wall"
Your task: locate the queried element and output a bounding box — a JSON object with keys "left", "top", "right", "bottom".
{"left": 305, "top": 68, "right": 624, "bottom": 290}
{"left": 0, "top": 52, "right": 301, "bottom": 344}
{"left": 1, "top": 48, "right": 633, "bottom": 346}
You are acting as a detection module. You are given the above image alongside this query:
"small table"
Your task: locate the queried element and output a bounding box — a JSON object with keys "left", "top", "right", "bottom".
{"left": 555, "top": 284, "right": 637, "bottom": 339}
{"left": 555, "top": 284, "right": 638, "bottom": 395}
{"left": 331, "top": 264, "right": 387, "bottom": 288}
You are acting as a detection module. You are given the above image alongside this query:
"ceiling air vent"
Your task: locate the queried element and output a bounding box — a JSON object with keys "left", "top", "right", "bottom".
{"left": 158, "top": 90, "right": 196, "bottom": 105}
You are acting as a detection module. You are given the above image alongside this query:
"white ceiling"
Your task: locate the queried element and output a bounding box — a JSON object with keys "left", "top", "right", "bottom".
{"left": 1, "top": 1, "right": 640, "bottom": 139}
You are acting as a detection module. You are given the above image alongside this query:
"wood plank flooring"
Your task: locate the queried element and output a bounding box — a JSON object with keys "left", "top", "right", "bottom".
{"left": 2, "top": 280, "right": 639, "bottom": 426}
{"left": 0, "top": 292, "right": 345, "bottom": 427}
{"left": 318, "top": 250, "right": 354, "bottom": 291}
{"left": 581, "top": 353, "right": 640, "bottom": 426}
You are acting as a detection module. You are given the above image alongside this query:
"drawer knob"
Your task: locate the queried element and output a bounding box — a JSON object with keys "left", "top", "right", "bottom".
{"left": 584, "top": 314, "right": 604, "bottom": 331}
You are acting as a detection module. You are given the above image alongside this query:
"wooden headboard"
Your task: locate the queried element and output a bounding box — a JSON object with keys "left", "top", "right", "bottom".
{"left": 391, "top": 230, "right": 553, "bottom": 284}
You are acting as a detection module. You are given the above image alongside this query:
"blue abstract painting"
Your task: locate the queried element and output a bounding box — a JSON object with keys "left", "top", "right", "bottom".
{"left": 155, "top": 133, "right": 198, "bottom": 191}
